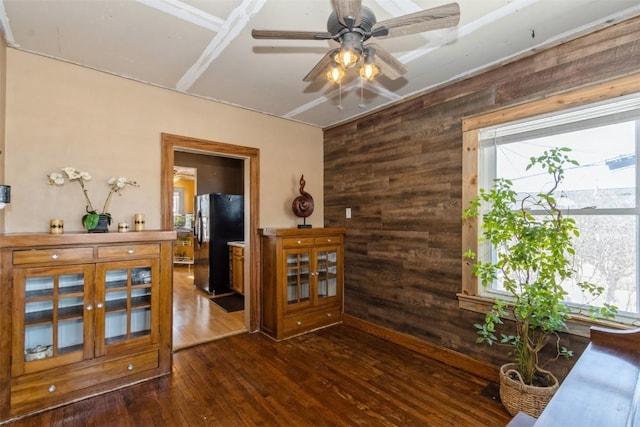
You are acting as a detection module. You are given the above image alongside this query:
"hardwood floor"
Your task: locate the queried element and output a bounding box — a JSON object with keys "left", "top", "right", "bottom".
{"left": 6, "top": 325, "right": 511, "bottom": 426}
{"left": 172, "top": 264, "right": 246, "bottom": 350}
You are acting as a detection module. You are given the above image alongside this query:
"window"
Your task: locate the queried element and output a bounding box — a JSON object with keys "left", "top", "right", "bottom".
{"left": 460, "top": 76, "right": 640, "bottom": 328}
{"left": 478, "top": 95, "right": 640, "bottom": 319}
{"left": 173, "top": 188, "right": 184, "bottom": 215}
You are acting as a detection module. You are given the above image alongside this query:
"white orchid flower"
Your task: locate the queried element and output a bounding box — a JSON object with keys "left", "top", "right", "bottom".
{"left": 103, "top": 176, "right": 139, "bottom": 212}
{"left": 47, "top": 172, "right": 65, "bottom": 185}
{"left": 62, "top": 167, "right": 80, "bottom": 180}
{"left": 47, "top": 167, "right": 139, "bottom": 223}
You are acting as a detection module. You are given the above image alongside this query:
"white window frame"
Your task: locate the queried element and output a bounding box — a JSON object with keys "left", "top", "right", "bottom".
{"left": 480, "top": 98, "right": 640, "bottom": 316}
{"left": 459, "top": 74, "right": 640, "bottom": 335}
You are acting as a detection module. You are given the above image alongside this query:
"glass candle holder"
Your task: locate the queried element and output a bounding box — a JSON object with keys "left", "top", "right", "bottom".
{"left": 50, "top": 219, "right": 64, "bottom": 234}
{"left": 118, "top": 222, "right": 130, "bottom": 232}
{"left": 134, "top": 213, "right": 145, "bottom": 231}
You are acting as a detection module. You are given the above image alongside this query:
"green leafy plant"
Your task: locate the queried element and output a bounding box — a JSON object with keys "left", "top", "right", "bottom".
{"left": 47, "top": 167, "right": 139, "bottom": 230}
{"left": 463, "top": 147, "right": 616, "bottom": 386}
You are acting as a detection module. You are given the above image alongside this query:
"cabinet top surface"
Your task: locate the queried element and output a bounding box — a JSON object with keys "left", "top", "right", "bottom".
{"left": 258, "top": 227, "right": 345, "bottom": 237}
{"left": 0, "top": 230, "right": 177, "bottom": 249}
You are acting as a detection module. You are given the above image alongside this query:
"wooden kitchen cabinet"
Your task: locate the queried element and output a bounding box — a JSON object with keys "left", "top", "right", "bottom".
{"left": 0, "top": 231, "right": 175, "bottom": 422}
{"left": 228, "top": 243, "right": 245, "bottom": 295}
{"left": 259, "top": 228, "right": 345, "bottom": 341}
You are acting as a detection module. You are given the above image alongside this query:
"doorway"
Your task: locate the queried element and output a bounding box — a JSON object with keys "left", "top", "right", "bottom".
{"left": 161, "top": 133, "right": 260, "bottom": 348}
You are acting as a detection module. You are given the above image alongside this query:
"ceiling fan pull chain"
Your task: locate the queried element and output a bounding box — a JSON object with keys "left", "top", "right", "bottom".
{"left": 338, "top": 81, "right": 344, "bottom": 110}
{"left": 359, "top": 79, "right": 365, "bottom": 108}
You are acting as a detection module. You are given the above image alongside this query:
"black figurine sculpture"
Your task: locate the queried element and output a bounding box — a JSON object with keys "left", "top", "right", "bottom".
{"left": 292, "top": 175, "right": 314, "bottom": 228}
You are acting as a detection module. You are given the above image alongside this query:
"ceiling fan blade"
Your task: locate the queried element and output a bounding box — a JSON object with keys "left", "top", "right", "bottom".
{"left": 303, "top": 49, "right": 340, "bottom": 82}
{"left": 252, "top": 29, "right": 332, "bottom": 40}
{"left": 367, "top": 43, "right": 407, "bottom": 80}
{"left": 332, "top": 0, "right": 362, "bottom": 28}
{"left": 372, "top": 2, "right": 460, "bottom": 38}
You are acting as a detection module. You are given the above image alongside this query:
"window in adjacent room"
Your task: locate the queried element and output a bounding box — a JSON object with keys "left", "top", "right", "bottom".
{"left": 173, "top": 188, "right": 184, "bottom": 216}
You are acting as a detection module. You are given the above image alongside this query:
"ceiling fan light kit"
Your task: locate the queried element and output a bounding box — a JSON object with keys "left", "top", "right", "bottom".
{"left": 334, "top": 32, "right": 362, "bottom": 69}
{"left": 252, "top": 1, "right": 460, "bottom": 100}
{"left": 327, "top": 66, "right": 345, "bottom": 84}
{"left": 359, "top": 47, "right": 380, "bottom": 81}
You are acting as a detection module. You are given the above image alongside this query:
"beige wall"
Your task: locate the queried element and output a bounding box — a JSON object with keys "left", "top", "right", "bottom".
{"left": 3, "top": 49, "right": 323, "bottom": 233}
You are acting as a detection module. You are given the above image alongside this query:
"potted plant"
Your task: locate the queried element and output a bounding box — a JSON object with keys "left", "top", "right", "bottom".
{"left": 47, "top": 167, "right": 139, "bottom": 232}
{"left": 462, "top": 147, "right": 616, "bottom": 418}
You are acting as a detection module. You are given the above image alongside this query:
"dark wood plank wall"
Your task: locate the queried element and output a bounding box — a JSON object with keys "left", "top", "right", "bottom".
{"left": 323, "top": 16, "right": 640, "bottom": 378}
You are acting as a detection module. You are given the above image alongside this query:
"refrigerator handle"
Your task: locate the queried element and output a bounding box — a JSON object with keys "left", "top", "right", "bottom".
{"left": 196, "top": 210, "right": 203, "bottom": 246}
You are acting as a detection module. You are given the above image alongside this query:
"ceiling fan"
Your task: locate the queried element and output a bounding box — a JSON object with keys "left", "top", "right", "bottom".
{"left": 173, "top": 167, "right": 196, "bottom": 183}
{"left": 252, "top": 0, "right": 460, "bottom": 84}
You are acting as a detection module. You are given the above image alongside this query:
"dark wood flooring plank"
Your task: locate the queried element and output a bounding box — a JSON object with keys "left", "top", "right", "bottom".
{"left": 5, "top": 325, "right": 510, "bottom": 426}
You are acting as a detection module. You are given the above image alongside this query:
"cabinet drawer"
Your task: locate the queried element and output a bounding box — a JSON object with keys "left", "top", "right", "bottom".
{"left": 11, "top": 350, "right": 159, "bottom": 408}
{"left": 98, "top": 243, "right": 159, "bottom": 259}
{"left": 283, "top": 307, "right": 342, "bottom": 337}
{"left": 314, "top": 235, "right": 342, "bottom": 245}
{"left": 282, "top": 237, "right": 314, "bottom": 248}
{"left": 13, "top": 247, "right": 94, "bottom": 265}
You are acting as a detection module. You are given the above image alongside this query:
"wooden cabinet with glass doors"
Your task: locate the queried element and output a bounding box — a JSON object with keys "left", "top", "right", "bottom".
{"left": 0, "top": 231, "right": 175, "bottom": 422}
{"left": 259, "top": 228, "right": 345, "bottom": 341}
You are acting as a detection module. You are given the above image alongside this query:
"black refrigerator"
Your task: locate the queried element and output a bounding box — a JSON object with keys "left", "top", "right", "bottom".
{"left": 194, "top": 193, "right": 244, "bottom": 294}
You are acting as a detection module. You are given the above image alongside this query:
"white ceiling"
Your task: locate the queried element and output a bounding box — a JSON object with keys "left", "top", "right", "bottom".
{"left": 1, "top": 0, "right": 639, "bottom": 129}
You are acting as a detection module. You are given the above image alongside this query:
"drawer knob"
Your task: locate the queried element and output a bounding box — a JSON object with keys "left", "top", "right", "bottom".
{"left": 127, "top": 363, "right": 134, "bottom": 371}
{"left": 51, "top": 254, "right": 59, "bottom": 260}
{"left": 297, "top": 240, "right": 301, "bottom": 245}
{"left": 327, "top": 239, "right": 331, "bottom": 242}
{"left": 296, "top": 321, "right": 302, "bottom": 326}
{"left": 128, "top": 249, "right": 135, "bottom": 254}
{"left": 327, "top": 313, "right": 332, "bottom": 317}
{"left": 48, "top": 385, "right": 56, "bottom": 393}
{"left": 86, "top": 304, "right": 94, "bottom": 311}
{"left": 97, "top": 302, "right": 104, "bottom": 309}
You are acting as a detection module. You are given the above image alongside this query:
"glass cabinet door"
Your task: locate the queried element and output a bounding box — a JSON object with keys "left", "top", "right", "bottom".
{"left": 284, "top": 250, "right": 311, "bottom": 309}
{"left": 56, "top": 273, "right": 87, "bottom": 355}
{"left": 95, "top": 260, "right": 158, "bottom": 356}
{"left": 315, "top": 248, "right": 340, "bottom": 303}
{"left": 13, "top": 265, "right": 92, "bottom": 375}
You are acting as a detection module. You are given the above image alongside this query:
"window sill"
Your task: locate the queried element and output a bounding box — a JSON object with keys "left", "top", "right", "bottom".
{"left": 457, "top": 293, "right": 633, "bottom": 339}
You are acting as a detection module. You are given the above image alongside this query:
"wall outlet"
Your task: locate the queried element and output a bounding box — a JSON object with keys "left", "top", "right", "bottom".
{"left": 345, "top": 208, "right": 351, "bottom": 219}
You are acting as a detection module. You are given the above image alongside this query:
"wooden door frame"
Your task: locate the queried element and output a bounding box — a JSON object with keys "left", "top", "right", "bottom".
{"left": 161, "top": 133, "right": 260, "bottom": 333}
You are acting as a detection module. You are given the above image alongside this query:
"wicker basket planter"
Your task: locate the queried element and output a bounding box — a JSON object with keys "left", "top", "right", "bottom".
{"left": 499, "top": 363, "right": 559, "bottom": 418}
